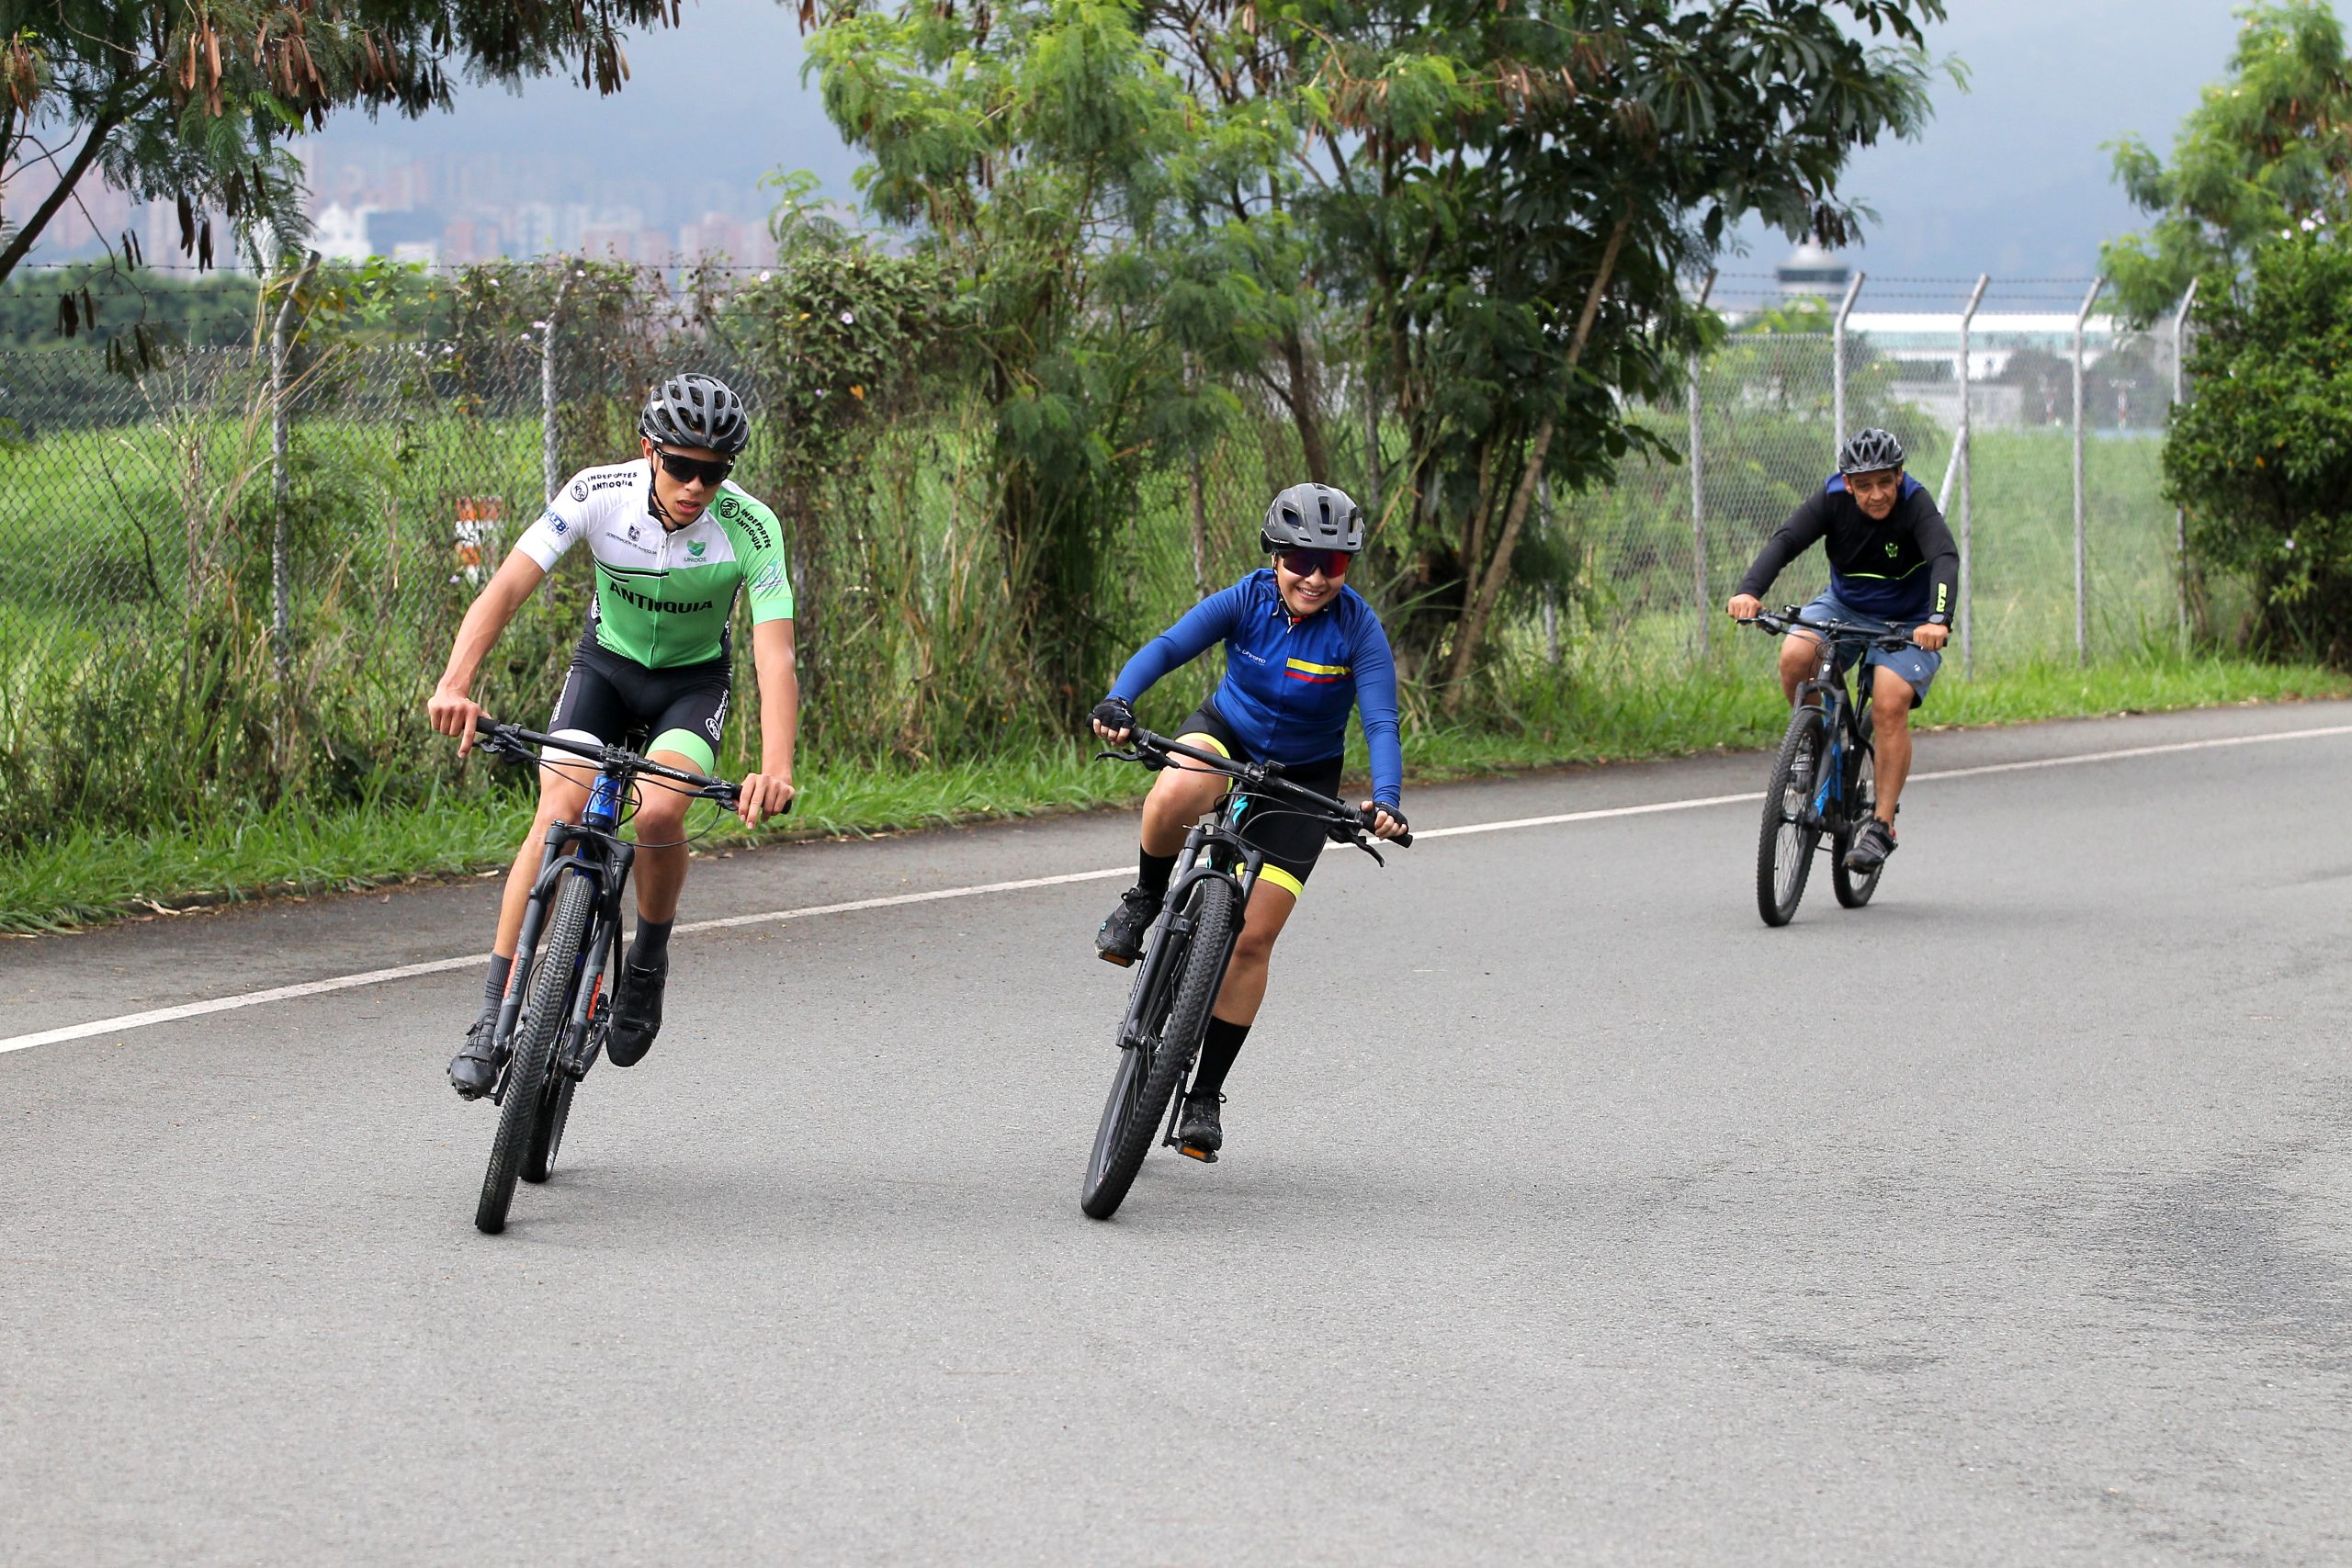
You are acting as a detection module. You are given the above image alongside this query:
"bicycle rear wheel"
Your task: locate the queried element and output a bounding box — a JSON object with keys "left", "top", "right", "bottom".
{"left": 477, "top": 870, "right": 593, "bottom": 1233}
{"left": 1080, "top": 875, "right": 1236, "bottom": 1221}
{"left": 1833, "top": 720, "right": 1884, "bottom": 909}
{"left": 1756, "top": 709, "right": 1824, "bottom": 927}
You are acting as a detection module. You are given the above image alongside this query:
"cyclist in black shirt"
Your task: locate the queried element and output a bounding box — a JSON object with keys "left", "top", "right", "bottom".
{"left": 1726, "top": 428, "right": 1956, "bottom": 873}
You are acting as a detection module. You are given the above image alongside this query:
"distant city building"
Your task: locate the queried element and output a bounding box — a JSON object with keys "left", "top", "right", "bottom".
{"left": 679, "top": 211, "right": 773, "bottom": 267}
{"left": 1777, "top": 241, "right": 1851, "bottom": 299}
{"left": 311, "top": 202, "right": 378, "bottom": 264}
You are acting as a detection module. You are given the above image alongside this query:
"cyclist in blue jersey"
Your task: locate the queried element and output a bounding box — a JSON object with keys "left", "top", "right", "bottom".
{"left": 1089, "top": 481, "right": 1408, "bottom": 1157}
{"left": 1726, "top": 428, "right": 1956, "bottom": 874}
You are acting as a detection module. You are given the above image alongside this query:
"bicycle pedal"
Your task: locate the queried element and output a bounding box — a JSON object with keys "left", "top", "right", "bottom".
{"left": 1177, "top": 1144, "right": 1218, "bottom": 1164}
{"left": 1098, "top": 951, "right": 1136, "bottom": 968}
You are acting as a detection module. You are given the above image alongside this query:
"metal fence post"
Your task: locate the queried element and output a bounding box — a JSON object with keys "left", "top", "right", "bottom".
{"left": 2072, "top": 276, "right": 2106, "bottom": 666}
{"left": 1689, "top": 269, "right": 1715, "bottom": 656}
{"left": 1957, "top": 275, "right": 1987, "bottom": 678}
{"left": 1832, "top": 269, "right": 1866, "bottom": 457}
{"left": 269, "top": 250, "right": 322, "bottom": 686}
{"left": 542, "top": 262, "right": 575, "bottom": 503}
{"left": 2173, "top": 277, "right": 2198, "bottom": 645}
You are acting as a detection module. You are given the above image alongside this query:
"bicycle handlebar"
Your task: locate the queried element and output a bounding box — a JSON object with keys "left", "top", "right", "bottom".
{"left": 1739, "top": 608, "right": 1919, "bottom": 653}
{"left": 471, "top": 716, "right": 771, "bottom": 814}
{"left": 1098, "top": 728, "right": 1412, "bottom": 853}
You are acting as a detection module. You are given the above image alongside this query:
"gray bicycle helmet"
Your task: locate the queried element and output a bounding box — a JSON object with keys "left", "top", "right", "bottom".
{"left": 1837, "top": 427, "right": 1905, "bottom": 475}
{"left": 639, "top": 372, "right": 750, "bottom": 457}
{"left": 1261, "top": 482, "right": 1365, "bottom": 554}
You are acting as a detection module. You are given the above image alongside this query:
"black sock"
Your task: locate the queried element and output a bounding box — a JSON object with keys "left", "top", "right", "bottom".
{"left": 628, "top": 918, "right": 674, "bottom": 968}
{"left": 1137, "top": 850, "right": 1177, "bottom": 899}
{"left": 481, "top": 953, "right": 512, "bottom": 1018}
{"left": 1192, "top": 1016, "right": 1250, "bottom": 1099}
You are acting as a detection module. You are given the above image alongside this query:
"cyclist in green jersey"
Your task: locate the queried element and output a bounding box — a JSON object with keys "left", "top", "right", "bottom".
{"left": 428, "top": 373, "right": 798, "bottom": 1099}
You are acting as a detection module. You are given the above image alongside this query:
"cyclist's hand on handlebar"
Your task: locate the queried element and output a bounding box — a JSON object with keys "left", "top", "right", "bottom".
{"left": 428, "top": 688, "right": 488, "bottom": 756}
{"left": 1363, "top": 801, "right": 1408, "bottom": 841}
{"left": 1913, "top": 621, "right": 1951, "bottom": 652}
{"left": 735, "top": 772, "right": 795, "bottom": 827}
{"left": 1727, "top": 593, "right": 1762, "bottom": 622}
{"left": 1090, "top": 694, "right": 1136, "bottom": 744}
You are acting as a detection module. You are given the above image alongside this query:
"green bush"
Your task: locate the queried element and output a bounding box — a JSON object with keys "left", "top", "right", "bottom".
{"left": 2165, "top": 234, "right": 2352, "bottom": 664}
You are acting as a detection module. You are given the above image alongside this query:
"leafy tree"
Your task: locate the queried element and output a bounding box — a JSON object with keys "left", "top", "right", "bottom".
{"left": 0, "top": 1, "right": 682, "bottom": 286}
{"left": 804, "top": 0, "right": 1948, "bottom": 712}
{"left": 803, "top": 0, "right": 1250, "bottom": 707}
{"left": 2164, "top": 232, "right": 2352, "bottom": 662}
{"left": 1171, "top": 1, "right": 1947, "bottom": 705}
{"left": 2102, "top": 0, "right": 2352, "bottom": 324}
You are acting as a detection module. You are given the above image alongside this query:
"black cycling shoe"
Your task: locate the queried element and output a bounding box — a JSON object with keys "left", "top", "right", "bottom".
{"left": 1175, "top": 1090, "right": 1224, "bottom": 1161}
{"left": 605, "top": 956, "right": 668, "bottom": 1067}
{"left": 448, "top": 1015, "right": 503, "bottom": 1100}
{"left": 1095, "top": 886, "right": 1162, "bottom": 966}
{"left": 1844, "top": 818, "right": 1896, "bottom": 873}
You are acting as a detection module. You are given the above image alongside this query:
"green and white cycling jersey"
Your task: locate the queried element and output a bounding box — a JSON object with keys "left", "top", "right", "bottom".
{"left": 514, "top": 458, "right": 795, "bottom": 668}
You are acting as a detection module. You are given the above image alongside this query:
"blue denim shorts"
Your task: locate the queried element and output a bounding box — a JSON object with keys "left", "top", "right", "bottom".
{"left": 1794, "top": 591, "right": 1939, "bottom": 706}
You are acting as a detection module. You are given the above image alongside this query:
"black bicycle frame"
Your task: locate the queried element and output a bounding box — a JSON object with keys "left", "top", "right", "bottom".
{"left": 1116, "top": 807, "right": 1262, "bottom": 1055}
{"left": 1791, "top": 637, "right": 1873, "bottom": 831}
{"left": 475, "top": 721, "right": 741, "bottom": 1098}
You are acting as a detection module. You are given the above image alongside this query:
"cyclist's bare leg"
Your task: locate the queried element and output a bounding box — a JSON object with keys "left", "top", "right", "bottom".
{"left": 1137, "top": 749, "right": 1233, "bottom": 858}
{"left": 1210, "top": 878, "right": 1297, "bottom": 1025}
{"left": 1780, "top": 629, "right": 1825, "bottom": 705}
{"left": 628, "top": 750, "right": 702, "bottom": 923}
{"left": 492, "top": 759, "right": 594, "bottom": 957}
{"left": 1871, "top": 671, "right": 1917, "bottom": 826}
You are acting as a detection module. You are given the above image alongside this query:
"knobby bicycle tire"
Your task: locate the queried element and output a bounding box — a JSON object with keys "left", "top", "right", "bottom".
{"left": 523, "top": 1066, "right": 578, "bottom": 1184}
{"left": 1757, "top": 709, "right": 1825, "bottom": 928}
{"left": 477, "top": 870, "right": 594, "bottom": 1233}
{"left": 1832, "top": 721, "right": 1883, "bottom": 909}
{"left": 1080, "top": 875, "right": 1236, "bottom": 1221}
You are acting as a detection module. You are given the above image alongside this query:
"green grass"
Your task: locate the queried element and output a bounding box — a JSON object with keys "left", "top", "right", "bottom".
{"left": 5, "top": 648, "right": 2340, "bottom": 937}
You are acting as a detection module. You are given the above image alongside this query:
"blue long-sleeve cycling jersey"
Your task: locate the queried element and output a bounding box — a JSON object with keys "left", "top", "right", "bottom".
{"left": 1108, "top": 569, "right": 1403, "bottom": 809}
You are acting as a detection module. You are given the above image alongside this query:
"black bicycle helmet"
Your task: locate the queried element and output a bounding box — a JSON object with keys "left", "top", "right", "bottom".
{"left": 639, "top": 372, "right": 750, "bottom": 457}
{"left": 1837, "top": 427, "right": 1906, "bottom": 475}
{"left": 1261, "top": 482, "right": 1365, "bottom": 554}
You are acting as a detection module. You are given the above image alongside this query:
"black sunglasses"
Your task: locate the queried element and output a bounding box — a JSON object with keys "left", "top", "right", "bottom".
{"left": 651, "top": 446, "right": 733, "bottom": 488}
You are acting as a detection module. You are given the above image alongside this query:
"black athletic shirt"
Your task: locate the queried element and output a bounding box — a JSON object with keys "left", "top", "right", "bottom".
{"left": 1736, "top": 474, "right": 1960, "bottom": 625}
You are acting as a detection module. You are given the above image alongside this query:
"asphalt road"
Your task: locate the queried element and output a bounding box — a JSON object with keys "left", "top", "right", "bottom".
{"left": 5, "top": 702, "right": 2350, "bottom": 1566}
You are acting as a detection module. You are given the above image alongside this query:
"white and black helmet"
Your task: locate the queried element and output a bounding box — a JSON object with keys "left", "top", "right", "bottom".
{"left": 1261, "top": 482, "right": 1365, "bottom": 554}
{"left": 1837, "top": 427, "right": 1906, "bottom": 475}
{"left": 640, "top": 372, "right": 750, "bottom": 457}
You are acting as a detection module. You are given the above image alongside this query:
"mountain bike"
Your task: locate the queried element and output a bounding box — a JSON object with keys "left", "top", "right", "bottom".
{"left": 465, "top": 717, "right": 747, "bottom": 1235}
{"left": 1079, "top": 728, "right": 1410, "bottom": 1221}
{"left": 1741, "top": 610, "right": 1917, "bottom": 928}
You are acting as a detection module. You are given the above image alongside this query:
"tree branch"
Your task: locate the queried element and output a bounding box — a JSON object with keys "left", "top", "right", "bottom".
{"left": 1442, "top": 213, "right": 1631, "bottom": 710}
{"left": 0, "top": 111, "right": 119, "bottom": 284}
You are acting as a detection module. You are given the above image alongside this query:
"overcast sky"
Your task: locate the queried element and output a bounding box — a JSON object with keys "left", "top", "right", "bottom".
{"left": 309, "top": 0, "right": 2242, "bottom": 293}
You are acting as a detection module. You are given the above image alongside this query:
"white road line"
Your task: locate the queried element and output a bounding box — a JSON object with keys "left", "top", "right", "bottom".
{"left": 8, "top": 721, "right": 2350, "bottom": 1056}
{"left": 1911, "top": 722, "right": 2352, "bottom": 783}
{"left": 0, "top": 867, "right": 1133, "bottom": 1056}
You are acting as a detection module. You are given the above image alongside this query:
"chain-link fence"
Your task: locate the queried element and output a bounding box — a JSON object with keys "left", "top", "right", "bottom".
{"left": 0, "top": 293, "right": 2191, "bottom": 848}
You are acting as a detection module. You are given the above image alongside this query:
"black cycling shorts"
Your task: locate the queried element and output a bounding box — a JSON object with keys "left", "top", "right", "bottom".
{"left": 1173, "top": 699, "right": 1344, "bottom": 898}
{"left": 545, "top": 637, "right": 731, "bottom": 776}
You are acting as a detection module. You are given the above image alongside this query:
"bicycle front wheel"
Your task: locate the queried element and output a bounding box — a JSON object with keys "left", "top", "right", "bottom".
{"left": 1756, "top": 710, "right": 1824, "bottom": 928}
{"left": 1080, "top": 875, "right": 1237, "bottom": 1221}
{"left": 478, "top": 870, "right": 593, "bottom": 1234}
{"left": 1833, "top": 722, "right": 1884, "bottom": 909}
{"left": 522, "top": 1071, "right": 577, "bottom": 1184}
